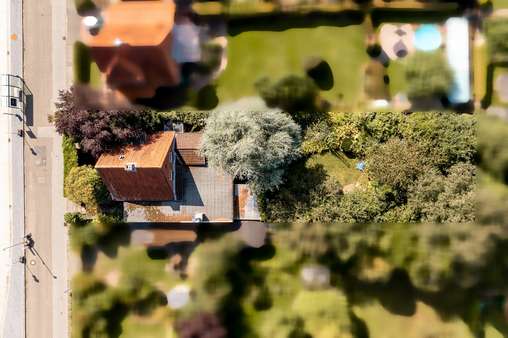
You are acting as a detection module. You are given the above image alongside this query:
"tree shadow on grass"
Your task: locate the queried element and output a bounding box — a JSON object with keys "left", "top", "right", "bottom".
{"left": 350, "top": 310, "right": 370, "bottom": 338}
{"left": 227, "top": 11, "right": 364, "bottom": 36}
{"left": 261, "top": 158, "right": 329, "bottom": 222}
{"left": 98, "top": 224, "right": 132, "bottom": 258}
{"left": 105, "top": 303, "right": 130, "bottom": 338}
{"left": 341, "top": 267, "right": 417, "bottom": 317}
{"left": 81, "top": 245, "right": 98, "bottom": 273}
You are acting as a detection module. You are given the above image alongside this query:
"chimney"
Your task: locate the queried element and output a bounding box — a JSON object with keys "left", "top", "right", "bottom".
{"left": 124, "top": 163, "right": 136, "bottom": 172}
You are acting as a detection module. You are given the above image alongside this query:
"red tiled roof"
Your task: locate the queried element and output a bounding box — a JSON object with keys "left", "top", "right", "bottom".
{"left": 95, "top": 132, "right": 176, "bottom": 201}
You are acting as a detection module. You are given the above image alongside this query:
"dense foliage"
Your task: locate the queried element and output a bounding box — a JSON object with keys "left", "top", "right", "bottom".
{"left": 404, "top": 51, "right": 453, "bottom": 100}
{"left": 201, "top": 110, "right": 301, "bottom": 192}
{"left": 63, "top": 135, "right": 78, "bottom": 181}
{"left": 263, "top": 112, "right": 477, "bottom": 223}
{"left": 72, "top": 271, "right": 165, "bottom": 338}
{"left": 160, "top": 111, "right": 210, "bottom": 131}
{"left": 64, "top": 165, "right": 109, "bottom": 213}
{"left": 275, "top": 222, "right": 508, "bottom": 292}
{"left": 256, "top": 75, "right": 326, "bottom": 126}
{"left": 54, "top": 87, "right": 163, "bottom": 157}
{"left": 366, "top": 138, "right": 428, "bottom": 193}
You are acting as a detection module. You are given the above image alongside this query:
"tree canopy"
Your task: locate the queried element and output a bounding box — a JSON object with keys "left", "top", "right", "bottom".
{"left": 64, "top": 165, "right": 109, "bottom": 213}
{"left": 54, "top": 87, "right": 163, "bottom": 157}
{"left": 201, "top": 110, "right": 301, "bottom": 192}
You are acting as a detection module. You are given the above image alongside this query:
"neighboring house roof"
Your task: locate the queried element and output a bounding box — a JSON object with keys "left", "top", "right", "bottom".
{"left": 95, "top": 132, "right": 176, "bottom": 201}
{"left": 81, "top": 0, "right": 176, "bottom": 47}
{"left": 125, "top": 164, "right": 234, "bottom": 223}
{"left": 175, "top": 132, "right": 206, "bottom": 166}
{"left": 80, "top": 0, "right": 181, "bottom": 99}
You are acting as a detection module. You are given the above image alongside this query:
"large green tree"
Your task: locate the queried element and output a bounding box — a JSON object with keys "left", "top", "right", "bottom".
{"left": 201, "top": 111, "right": 301, "bottom": 192}
{"left": 366, "top": 138, "right": 428, "bottom": 193}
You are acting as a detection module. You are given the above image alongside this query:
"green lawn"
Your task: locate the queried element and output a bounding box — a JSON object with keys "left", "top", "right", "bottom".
{"left": 353, "top": 301, "right": 474, "bottom": 338}
{"left": 76, "top": 246, "right": 182, "bottom": 338}
{"left": 492, "top": 0, "right": 508, "bottom": 9}
{"left": 93, "top": 246, "right": 181, "bottom": 291}
{"left": 90, "top": 62, "right": 102, "bottom": 89}
{"left": 120, "top": 309, "right": 176, "bottom": 338}
{"left": 307, "top": 152, "right": 368, "bottom": 187}
{"left": 387, "top": 59, "right": 407, "bottom": 97}
{"left": 217, "top": 25, "right": 368, "bottom": 109}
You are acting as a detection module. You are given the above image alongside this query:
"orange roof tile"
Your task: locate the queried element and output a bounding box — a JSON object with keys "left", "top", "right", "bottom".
{"left": 82, "top": 0, "right": 176, "bottom": 47}
{"left": 96, "top": 131, "right": 175, "bottom": 169}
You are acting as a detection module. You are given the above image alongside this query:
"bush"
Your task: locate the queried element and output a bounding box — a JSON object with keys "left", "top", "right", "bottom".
{"left": 408, "top": 163, "right": 476, "bottom": 223}
{"left": 366, "top": 138, "right": 428, "bottom": 193}
{"left": 201, "top": 110, "right": 301, "bottom": 192}
{"left": 400, "top": 112, "right": 477, "bottom": 170}
{"left": 302, "top": 112, "right": 404, "bottom": 157}
{"left": 304, "top": 57, "right": 334, "bottom": 91}
{"left": 63, "top": 135, "right": 79, "bottom": 183}
{"left": 405, "top": 51, "right": 453, "bottom": 100}
{"left": 160, "top": 111, "right": 209, "bottom": 131}
{"left": 333, "top": 188, "right": 387, "bottom": 224}
{"left": 256, "top": 75, "right": 324, "bottom": 126}
{"left": 64, "top": 165, "right": 109, "bottom": 213}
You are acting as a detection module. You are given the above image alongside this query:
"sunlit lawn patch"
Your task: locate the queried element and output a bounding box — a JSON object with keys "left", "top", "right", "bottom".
{"left": 217, "top": 25, "right": 368, "bottom": 109}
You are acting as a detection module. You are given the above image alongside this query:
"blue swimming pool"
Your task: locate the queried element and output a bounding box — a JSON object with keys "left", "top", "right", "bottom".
{"left": 414, "top": 24, "right": 442, "bottom": 51}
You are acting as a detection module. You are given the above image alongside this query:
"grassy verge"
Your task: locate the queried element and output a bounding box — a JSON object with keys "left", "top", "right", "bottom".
{"left": 387, "top": 59, "right": 407, "bottom": 97}
{"left": 73, "top": 41, "right": 92, "bottom": 84}
{"left": 492, "top": 0, "right": 508, "bottom": 9}
{"left": 217, "top": 25, "right": 368, "bottom": 109}
{"left": 62, "top": 135, "right": 78, "bottom": 197}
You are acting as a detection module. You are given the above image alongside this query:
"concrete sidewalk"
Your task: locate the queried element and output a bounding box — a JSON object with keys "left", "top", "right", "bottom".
{"left": 0, "top": 0, "right": 26, "bottom": 337}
